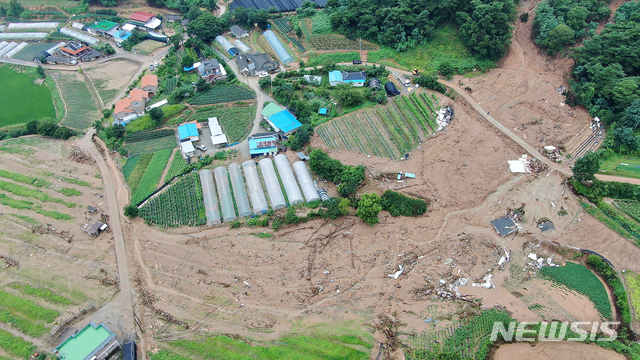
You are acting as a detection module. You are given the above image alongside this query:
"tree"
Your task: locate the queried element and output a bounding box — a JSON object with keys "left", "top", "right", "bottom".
{"left": 335, "top": 84, "right": 363, "bottom": 107}
{"left": 259, "top": 76, "right": 271, "bottom": 91}
{"left": 415, "top": 73, "right": 446, "bottom": 93}
{"left": 456, "top": 0, "right": 517, "bottom": 61}
{"left": 288, "top": 125, "right": 311, "bottom": 151}
{"left": 338, "top": 198, "right": 350, "bottom": 215}
{"left": 124, "top": 204, "right": 139, "bottom": 218}
{"left": 438, "top": 61, "right": 454, "bottom": 79}
{"left": 54, "top": 126, "right": 75, "bottom": 140}
{"left": 186, "top": 5, "right": 202, "bottom": 20}
{"left": 170, "top": 34, "right": 182, "bottom": 47}
{"left": 149, "top": 108, "right": 164, "bottom": 126}
{"left": 195, "top": 78, "right": 211, "bottom": 92}
{"left": 37, "top": 118, "right": 58, "bottom": 137}
{"left": 187, "top": 13, "right": 222, "bottom": 41}
{"left": 356, "top": 193, "right": 382, "bottom": 225}
{"left": 8, "top": 0, "right": 23, "bottom": 17}
{"left": 0, "top": 6, "right": 7, "bottom": 17}
{"left": 25, "top": 120, "right": 38, "bottom": 135}
{"left": 546, "top": 24, "right": 574, "bottom": 53}
{"left": 102, "top": 44, "right": 115, "bottom": 56}
{"left": 520, "top": 13, "right": 529, "bottom": 23}
{"left": 93, "top": 119, "right": 105, "bottom": 133}
{"left": 181, "top": 53, "right": 195, "bottom": 69}
{"left": 104, "top": 124, "right": 126, "bottom": 140}
{"left": 572, "top": 151, "right": 601, "bottom": 182}
{"left": 36, "top": 65, "right": 45, "bottom": 79}
{"left": 268, "top": 6, "right": 279, "bottom": 13}
{"left": 254, "top": 10, "right": 269, "bottom": 30}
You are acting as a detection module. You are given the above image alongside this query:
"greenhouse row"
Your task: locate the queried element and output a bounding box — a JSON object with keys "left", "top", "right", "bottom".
{"left": 199, "top": 157, "right": 319, "bottom": 224}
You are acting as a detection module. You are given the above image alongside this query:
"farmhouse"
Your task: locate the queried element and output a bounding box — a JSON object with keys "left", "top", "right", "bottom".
{"left": 140, "top": 74, "right": 158, "bottom": 94}
{"left": 129, "top": 11, "right": 161, "bottom": 30}
{"left": 236, "top": 53, "right": 278, "bottom": 76}
{"left": 178, "top": 122, "right": 200, "bottom": 142}
{"left": 328, "top": 70, "right": 342, "bottom": 86}
{"left": 328, "top": 71, "right": 367, "bottom": 87}
{"left": 88, "top": 20, "right": 118, "bottom": 37}
{"left": 198, "top": 59, "right": 227, "bottom": 84}
{"left": 54, "top": 321, "right": 119, "bottom": 360}
{"left": 230, "top": 25, "right": 249, "bottom": 38}
{"left": 249, "top": 132, "right": 278, "bottom": 157}
{"left": 261, "top": 103, "right": 284, "bottom": 119}
{"left": 114, "top": 89, "right": 150, "bottom": 120}
{"left": 369, "top": 78, "right": 381, "bottom": 90}
{"left": 267, "top": 109, "right": 302, "bottom": 136}
{"left": 208, "top": 117, "right": 229, "bottom": 147}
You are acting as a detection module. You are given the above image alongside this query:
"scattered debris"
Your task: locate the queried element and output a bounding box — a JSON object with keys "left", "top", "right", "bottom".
{"left": 374, "top": 315, "right": 405, "bottom": 359}
{"left": 85, "top": 268, "right": 118, "bottom": 286}
{"left": 472, "top": 274, "right": 494, "bottom": 289}
{"left": 1, "top": 255, "right": 19, "bottom": 269}
{"left": 508, "top": 155, "right": 547, "bottom": 173}
{"left": 388, "top": 265, "right": 404, "bottom": 280}
{"left": 69, "top": 147, "right": 95, "bottom": 164}
{"left": 541, "top": 145, "right": 562, "bottom": 162}
{"left": 31, "top": 224, "right": 74, "bottom": 242}
{"left": 435, "top": 106, "right": 454, "bottom": 131}
{"left": 537, "top": 218, "right": 555, "bottom": 232}
{"left": 556, "top": 85, "right": 567, "bottom": 95}
{"left": 490, "top": 216, "right": 518, "bottom": 237}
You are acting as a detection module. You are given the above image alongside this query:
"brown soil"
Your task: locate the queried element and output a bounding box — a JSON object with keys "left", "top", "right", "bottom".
{"left": 493, "top": 342, "right": 626, "bottom": 360}
{"left": 85, "top": 59, "right": 140, "bottom": 95}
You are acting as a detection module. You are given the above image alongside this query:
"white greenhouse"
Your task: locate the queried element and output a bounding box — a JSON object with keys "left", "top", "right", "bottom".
{"left": 228, "top": 163, "right": 252, "bottom": 218}
{"left": 213, "top": 167, "right": 237, "bottom": 222}
{"left": 293, "top": 161, "right": 320, "bottom": 202}
{"left": 199, "top": 170, "right": 221, "bottom": 225}
{"left": 274, "top": 154, "right": 303, "bottom": 205}
{"left": 263, "top": 30, "right": 293, "bottom": 64}
{"left": 258, "top": 158, "right": 286, "bottom": 209}
{"left": 242, "top": 160, "right": 269, "bottom": 215}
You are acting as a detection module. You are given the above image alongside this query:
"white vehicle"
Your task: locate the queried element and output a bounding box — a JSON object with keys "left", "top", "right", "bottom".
{"left": 257, "top": 72, "right": 268, "bottom": 78}
{"left": 196, "top": 144, "right": 207, "bottom": 151}
{"left": 396, "top": 74, "right": 411, "bottom": 87}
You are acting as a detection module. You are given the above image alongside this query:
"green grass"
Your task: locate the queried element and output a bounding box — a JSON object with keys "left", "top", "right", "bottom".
{"left": 306, "top": 52, "right": 360, "bottom": 67}
{"left": 125, "top": 104, "right": 186, "bottom": 134}
{"left": 0, "top": 180, "right": 75, "bottom": 208}
{"left": 151, "top": 334, "right": 370, "bottom": 360}
{"left": 0, "top": 328, "right": 36, "bottom": 359}
{"left": 186, "top": 104, "right": 256, "bottom": 143}
{"left": 0, "top": 169, "right": 51, "bottom": 188}
{"left": 0, "top": 291, "right": 59, "bottom": 322}
{"left": 368, "top": 24, "right": 494, "bottom": 73}
{"left": 8, "top": 214, "right": 39, "bottom": 226}
{"left": 539, "top": 262, "right": 612, "bottom": 320}
{"left": 54, "top": 176, "right": 92, "bottom": 188}
{"left": 7, "top": 283, "right": 73, "bottom": 305}
{"left": 583, "top": 202, "right": 638, "bottom": 241}
{"left": 127, "top": 153, "right": 153, "bottom": 191}
{"left": 0, "top": 311, "right": 49, "bottom": 338}
{"left": 598, "top": 153, "right": 640, "bottom": 180}
{"left": 624, "top": 272, "right": 640, "bottom": 322}
{"left": 0, "top": 66, "right": 55, "bottom": 127}
{"left": 165, "top": 152, "right": 189, "bottom": 182}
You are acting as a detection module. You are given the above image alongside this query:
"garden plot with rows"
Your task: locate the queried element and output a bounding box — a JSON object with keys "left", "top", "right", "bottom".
{"left": 317, "top": 92, "right": 440, "bottom": 159}
{"left": 50, "top": 71, "right": 100, "bottom": 130}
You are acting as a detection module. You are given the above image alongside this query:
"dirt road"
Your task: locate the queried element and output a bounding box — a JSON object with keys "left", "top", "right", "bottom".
{"left": 77, "top": 130, "right": 136, "bottom": 339}
{"left": 596, "top": 174, "right": 640, "bottom": 185}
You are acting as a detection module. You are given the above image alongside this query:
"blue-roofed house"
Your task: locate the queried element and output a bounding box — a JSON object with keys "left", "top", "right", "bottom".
{"left": 248, "top": 132, "right": 278, "bottom": 158}
{"left": 267, "top": 110, "right": 302, "bottom": 135}
{"left": 319, "top": 108, "right": 327, "bottom": 116}
{"left": 342, "top": 71, "right": 366, "bottom": 87}
{"left": 261, "top": 102, "right": 284, "bottom": 119}
{"left": 178, "top": 122, "right": 199, "bottom": 141}
{"left": 329, "top": 70, "right": 342, "bottom": 86}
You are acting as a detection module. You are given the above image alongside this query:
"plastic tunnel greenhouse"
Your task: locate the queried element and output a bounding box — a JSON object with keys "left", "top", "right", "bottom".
{"left": 215, "top": 35, "right": 234, "bottom": 51}
{"left": 228, "top": 164, "right": 252, "bottom": 218}
{"left": 0, "top": 33, "right": 47, "bottom": 41}
{"left": 214, "top": 167, "right": 237, "bottom": 222}
{"left": 233, "top": 39, "right": 252, "bottom": 54}
{"left": 274, "top": 154, "right": 303, "bottom": 205}
{"left": 258, "top": 158, "right": 286, "bottom": 209}
{"left": 199, "top": 170, "right": 221, "bottom": 225}
{"left": 242, "top": 161, "right": 269, "bottom": 215}
{"left": 293, "top": 161, "right": 320, "bottom": 202}
{"left": 263, "top": 30, "right": 293, "bottom": 64}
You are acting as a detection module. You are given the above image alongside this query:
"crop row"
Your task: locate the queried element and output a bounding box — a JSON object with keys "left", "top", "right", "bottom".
{"left": 131, "top": 149, "right": 173, "bottom": 205}
{"left": 139, "top": 173, "right": 207, "bottom": 227}
{"left": 614, "top": 200, "right": 640, "bottom": 223}
{"left": 307, "top": 34, "right": 379, "bottom": 51}
{"left": 351, "top": 114, "right": 383, "bottom": 158}
{"left": 125, "top": 136, "right": 176, "bottom": 157}
{"left": 164, "top": 77, "right": 176, "bottom": 95}
{"left": 53, "top": 72, "right": 100, "bottom": 131}
{"left": 273, "top": 17, "right": 293, "bottom": 33}
{"left": 126, "top": 153, "right": 153, "bottom": 191}
{"left": 189, "top": 85, "right": 256, "bottom": 105}
{"left": 290, "top": 37, "right": 306, "bottom": 52}
{"left": 165, "top": 152, "right": 190, "bottom": 182}
{"left": 126, "top": 129, "right": 175, "bottom": 143}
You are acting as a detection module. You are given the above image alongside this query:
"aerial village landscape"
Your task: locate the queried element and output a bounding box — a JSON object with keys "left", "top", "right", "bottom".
{"left": 1, "top": 0, "right": 640, "bottom": 358}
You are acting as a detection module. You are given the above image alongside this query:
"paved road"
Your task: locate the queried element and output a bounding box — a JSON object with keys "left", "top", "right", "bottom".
{"left": 596, "top": 174, "right": 640, "bottom": 185}
{"left": 77, "top": 129, "right": 136, "bottom": 339}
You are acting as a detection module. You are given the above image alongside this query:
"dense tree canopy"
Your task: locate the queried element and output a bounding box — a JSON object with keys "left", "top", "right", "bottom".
{"left": 325, "top": 0, "right": 516, "bottom": 58}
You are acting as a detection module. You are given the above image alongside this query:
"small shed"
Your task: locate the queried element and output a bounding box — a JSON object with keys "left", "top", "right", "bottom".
{"left": 87, "top": 221, "right": 107, "bottom": 237}
{"left": 538, "top": 220, "right": 555, "bottom": 232}
{"left": 369, "top": 78, "right": 381, "bottom": 90}
{"left": 230, "top": 25, "right": 249, "bottom": 38}
{"left": 180, "top": 141, "right": 196, "bottom": 157}
{"left": 490, "top": 216, "right": 517, "bottom": 237}
{"left": 87, "top": 206, "right": 97, "bottom": 213}
{"left": 318, "top": 108, "right": 327, "bottom": 116}
{"left": 303, "top": 74, "right": 322, "bottom": 85}
{"left": 297, "top": 152, "right": 310, "bottom": 161}
{"left": 178, "top": 123, "right": 199, "bottom": 141}
{"left": 329, "top": 70, "right": 342, "bottom": 86}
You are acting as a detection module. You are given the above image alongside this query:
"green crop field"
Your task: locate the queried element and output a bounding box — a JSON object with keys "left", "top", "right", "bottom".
{"left": 126, "top": 153, "right": 153, "bottom": 191}
{"left": 624, "top": 272, "right": 640, "bottom": 322}
{"left": 131, "top": 149, "right": 173, "bottom": 205}
{"left": 123, "top": 156, "right": 141, "bottom": 181}
{"left": 306, "top": 52, "right": 360, "bottom": 67}
{"left": 189, "top": 85, "right": 256, "bottom": 106}
{"left": 0, "top": 290, "right": 59, "bottom": 337}
{"left": 317, "top": 92, "right": 438, "bottom": 159}
{"left": 539, "top": 262, "right": 612, "bottom": 320}
{"left": 139, "top": 173, "right": 206, "bottom": 227}
{"left": 368, "top": 24, "right": 494, "bottom": 73}
{"left": 50, "top": 71, "right": 100, "bottom": 130}
{"left": 149, "top": 334, "right": 370, "bottom": 360}
{"left": 0, "top": 66, "right": 56, "bottom": 127}
{"left": 125, "top": 136, "right": 177, "bottom": 157}
{"left": 186, "top": 104, "right": 256, "bottom": 143}
{"left": 165, "top": 153, "right": 190, "bottom": 182}
{"left": 0, "top": 328, "right": 36, "bottom": 359}
{"left": 613, "top": 200, "right": 640, "bottom": 224}
{"left": 7, "top": 283, "right": 73, "bottom": 305}
{"left": 599, "top": 153, "right": 640, "bottom": 180}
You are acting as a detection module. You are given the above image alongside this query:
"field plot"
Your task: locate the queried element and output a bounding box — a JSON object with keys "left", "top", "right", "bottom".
{"left": 164, "top": 153, "right": 190, "bottom": 182}
{"left": 50, "top": 71, "right": 100, "bottom": 130}
{"left": 131, "top": 149, "right": 173, "bottom": 205}
{"left": 624, "top": 272, "right": 640, "bottom": 322}
{"left": 139, "top": 173, "right": 206, "bottom": 227}
{"left": 132, "top": 40, "right": 166, "bottom": 56}
{"left": 11, "top": 43, "right": 56, "bottom": 62}
{"left": 613, "top": 200, "right": 640, "bottom": 223}
{"left": 186, "top": 104, "right": 256, "bottom": 143}
{"left": 85, "top": 60, "right": 139, "bottom": 105}
{"left": 0, "top": 137, "right": 118, "bottom": 356}
{"left": 316, "top": 93, "right": 438, "bottom": 159}
{"left": 0, "top": 66, "right": 56, "bottom": 127}
{"left": 539, "top": 262, "right": 612, "bottom": 320}
{"left": 189, "top": 85, "right": 256, "bottom": 106}
{"left": 124, "top": 130, "right": 177, "bottom": 157}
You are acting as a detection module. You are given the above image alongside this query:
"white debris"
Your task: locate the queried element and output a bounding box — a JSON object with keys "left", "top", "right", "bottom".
{"left": 388, "top": 265, "right": 404, "bottom": 280}
{"left": 528, "top": 253, "right": 538, "bottom": 261}
{"left": 243, "top": 281, "right": 251, "bottom": 287}
{"left": 498, "top": 256, "right": 507, "bottom": 266}
{"left": 472, "top": 274, "right": 494, "bottom": 289}
{"left": 443, "top": 258, "right": 453, "bottom": 265}
{"left": 439, "top": 279, "right": 446, "bottom": 285}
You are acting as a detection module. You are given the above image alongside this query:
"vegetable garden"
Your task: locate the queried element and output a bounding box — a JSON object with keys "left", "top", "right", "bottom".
{"left": 613, "top": 200, "right": 640, "bottom": 224}
{"left": 539, "top": 262, "right": 612, "bottom": 320}
{"left": 131, "top": 149, "right": 173, "bottom": 205}
{"left": 186, "top": 104, "right": 256, "bottom": 143}
{"left": 165, "top": 154, "right": 190, "bottom": 182}
{"left": 317, "top": 93, "right": 439, "bottom": 159}
{"left": 306, "top": 34, "right": 379, "bottom": 51}
{"left": 405, "top": 309, "right": 512, "bottom": 360}
{"left": 138, "top": 173, "right": 207, "bottom": 227}
{"left": 124, "top": 135, "right": 177, "bottom": 157}
{"left": 51, "top": 71, "right": 99, "bottom": 130}
{"left": 189, "top": 85, "right": 256, "bottom": 105}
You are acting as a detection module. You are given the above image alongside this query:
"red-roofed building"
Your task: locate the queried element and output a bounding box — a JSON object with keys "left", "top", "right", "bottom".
{"left": 140, "top": 74, "right": 158, "bottom": 94}
{"left": 129, "top": 11, "right": 155, "bottom": 23}
{"left": 114, "top": 88, "right": 150, "bottom": 120}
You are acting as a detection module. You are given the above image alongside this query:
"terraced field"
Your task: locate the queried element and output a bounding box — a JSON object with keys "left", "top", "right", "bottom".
{"left": 50, "top": 71, "right": 100, "bottom": 130}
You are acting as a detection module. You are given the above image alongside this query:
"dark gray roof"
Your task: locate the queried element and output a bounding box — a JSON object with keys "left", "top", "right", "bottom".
{"left": 385, "top": 81, "right": 400, "bottom": 95}
{"left": 342, "top": 71, "right": 366, "bottom": 81}
{"left": 87, "top": 206, "right": 96, "bottom": 213}
{"left": 236, "top": 53, "right": 277, "bottom": 74}
{"left": 199, "top": 59, "right": 220, "bottom": 71}
{"left": 538, "top": 221, "right": 555, "bottom": 232}
{"left": 166, "top": 14, "right": 183, "bottom": 20}
{"left": 249, "top": 132, "right": 277, "bottom": 140}
{"left": 490, "top": 216, "right": 517, "bottom": 237}
{"left": 369, "top": 78, "right": 381, "bottom": 89}
{"left": 229, "top": 0, "right": 326, "bottom": 11}
{"left": 181, "top": 19, "right": 190, "bottom": 26}
{"left": 230, "top": 25, "right": 248, "bottom": 38}
{"left": 80, "top": 49, "right": 102, "bottom": 61}
{"left": 88, "top": 221, "right": 104, "bottom": 235}
{"left": 46, "top": 56, "right": 76, "bottom": 64}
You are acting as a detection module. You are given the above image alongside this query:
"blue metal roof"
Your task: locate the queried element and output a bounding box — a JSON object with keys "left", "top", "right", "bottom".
{"left": 319, "top": 108, "right": 327, "bottom": 115}
{"left": 178, "top": 123, "right": 198, "bottom": 140}
{"left": 249, "top": 135, "right": 278, "bottom": 155}
{"left": 269, "top": 110, "right": 302, "bottom": 134}
{"left": 329, "top": 70, "right": 342, "bottom": 83}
